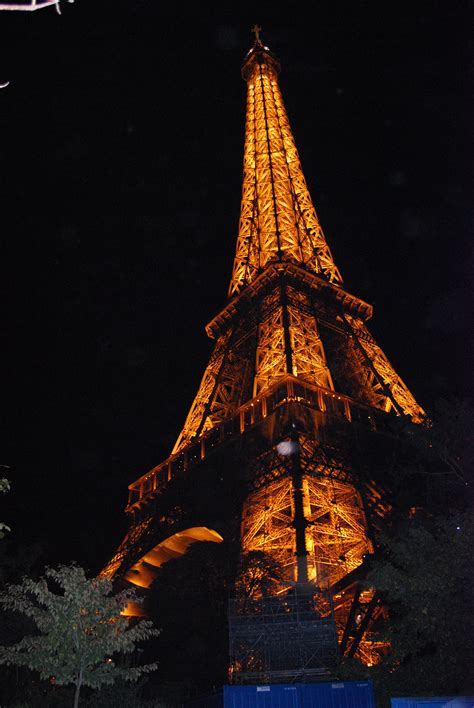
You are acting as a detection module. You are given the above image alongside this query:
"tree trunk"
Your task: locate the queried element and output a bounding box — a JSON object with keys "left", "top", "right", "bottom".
{"left": 73, "top": 672, "right": 82, "bottom": 708}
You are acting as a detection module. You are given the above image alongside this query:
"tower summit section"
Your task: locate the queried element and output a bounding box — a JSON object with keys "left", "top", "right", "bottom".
{"left": 229, "top": 29, "right": 343, "bottom": 297}
{"left": 172, "top": 32, "right": 423, "bottom": 454}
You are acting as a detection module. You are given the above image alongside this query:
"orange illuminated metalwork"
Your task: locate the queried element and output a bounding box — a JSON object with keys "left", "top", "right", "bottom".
{"left": 173, "top": 39, "right": 423, "bottom": 452}
{"left": 241, "top": 474, "right": 372, "bottom": 587}
{"left": 104, "top": 31, "right": 423, "bottom": 672}
{"left": 229, "top": 40, "right": 342, "bottom": 297}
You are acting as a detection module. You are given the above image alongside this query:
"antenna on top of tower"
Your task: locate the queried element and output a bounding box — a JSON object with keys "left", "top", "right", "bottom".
{"left": 251, "top": 24, "right": 263, "bottom": 43}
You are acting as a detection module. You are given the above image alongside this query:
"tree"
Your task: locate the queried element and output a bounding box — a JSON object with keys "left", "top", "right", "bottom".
{"left": 146, "top": 540, "right": 235, "bottom": 704}
{"left": 0, "top": 564, "right": 159, "bottom": 708}
{"left": 0, "top": 475, "right": 11, "bottom": 539}
{"left": 338, "top": 397, "right": 474, "bottom": 703}
{"left": 339, "top": 511, "right": 474, "bottom": 703}
{"left": 382, "top": 396, "right": 473, "bottom": 513}
{"left": 235, "top": 550, "right": 286, "bottom": 599}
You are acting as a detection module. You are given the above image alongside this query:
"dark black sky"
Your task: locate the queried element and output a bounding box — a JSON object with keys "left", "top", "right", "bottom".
{"left": 1, "top": 1, "right": 472, "bottom": 573}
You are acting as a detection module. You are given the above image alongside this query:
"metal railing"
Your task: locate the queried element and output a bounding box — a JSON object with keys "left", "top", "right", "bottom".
{"left": 126, "top": 376, "right": 389, "bottom": 510}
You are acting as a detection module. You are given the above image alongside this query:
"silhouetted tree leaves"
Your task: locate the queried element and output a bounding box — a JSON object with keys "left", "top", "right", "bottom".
{"left": 340, "top": 511, "right": 474, "bottom": 703}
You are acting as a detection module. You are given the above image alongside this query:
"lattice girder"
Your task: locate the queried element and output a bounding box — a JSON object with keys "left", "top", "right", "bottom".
{"left": 288, "top": 305, "right": 333, "bottom": 387}
{"left": 241, "top": 454, "right": 373, "bottom": 589}
{"left": 229, "top": 45, "right": 342, "bottom": 297}
{"left": 174, "top": 266, "right": 424, "bottom": 453}
{"left": 172, "top": 328, "right": 233, "bottom": 453}
{"left": 175, "top": 279, "right": 337, "bottom": 451}
{"left": 343, "top": 313, "right": 425, "bottom": 421}
{"left": 254, "top": 305, "right": 288, "bottom": 393}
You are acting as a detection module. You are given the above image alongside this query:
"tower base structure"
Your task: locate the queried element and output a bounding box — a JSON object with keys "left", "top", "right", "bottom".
{"left": 104, "top": 377, "right": 394, "bottom": 672}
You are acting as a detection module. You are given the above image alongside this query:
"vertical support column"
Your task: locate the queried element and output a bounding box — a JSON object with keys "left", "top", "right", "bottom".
{"left": 278, "top": 434, "right": 309, "bottom": 584}
{"left": 279, "top": 275, "right": 294, "bottom": 377}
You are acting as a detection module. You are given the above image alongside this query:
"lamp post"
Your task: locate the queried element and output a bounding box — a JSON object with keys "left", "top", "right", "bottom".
{"left": 277, "top": 430, "right": 310, "bottom": 585}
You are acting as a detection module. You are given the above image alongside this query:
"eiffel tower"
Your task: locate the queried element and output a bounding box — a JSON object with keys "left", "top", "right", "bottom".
{"left": 102, "top": 28, "right": 424, "bottom": 678}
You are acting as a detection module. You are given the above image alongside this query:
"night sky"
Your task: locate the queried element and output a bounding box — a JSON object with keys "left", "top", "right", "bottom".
{"left": 1, "top": 2, "right": 472, "bottom": 574}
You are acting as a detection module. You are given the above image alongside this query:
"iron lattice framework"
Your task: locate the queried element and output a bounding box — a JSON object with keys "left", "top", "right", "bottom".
{"left": 103, "top": 33, "right": 425, "bottom": 677}
{"left": 229, "top": 41, "right": 342, "bottom": 297}
{"left": 241, "top": 472, "right": 372, "bottom": 588}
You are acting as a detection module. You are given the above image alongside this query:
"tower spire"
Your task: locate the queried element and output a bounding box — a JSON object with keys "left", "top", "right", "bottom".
{"left": 251, "top": 23, "right": 262, "bottom": 44}
{"left": 228, "top": 33, "right": 343, "bottom": 298}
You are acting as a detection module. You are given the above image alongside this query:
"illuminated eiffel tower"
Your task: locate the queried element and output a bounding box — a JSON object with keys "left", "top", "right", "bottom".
{"left": 103, "top": 28, "right": 424, "bottom": 678}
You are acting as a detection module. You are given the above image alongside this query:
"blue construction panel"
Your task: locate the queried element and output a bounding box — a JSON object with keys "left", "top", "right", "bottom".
{"left": 391, "top": 698, "right": 474, "bottom": 708}
{"left": 223, "top": 684, "right": 299, "bottom": 707}
{"left": 184, "top": 681, "right": 376, "bottom": 708}
{"left": 299, "top": 681, "right": 376, "bottom": 708}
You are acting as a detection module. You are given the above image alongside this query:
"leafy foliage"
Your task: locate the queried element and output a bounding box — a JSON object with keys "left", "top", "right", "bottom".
{"left": 0, "top": 564, "right": 159, "bottom": 707}
{"left": 383, "top": 396, "right": 473, "bottom": 513}
{"left": 426, "top": 397, "right": 474, "bottom": 484}
{"left": 339, "top": 397, "right": 474, "bottom": 700}
{"left": 235, "top": 550, "right": 286, "bottom": 598}
{"left": 340, "top": 511, "right": 474, "bottom": 702}
{"left": 0, "top": 476, "right": 11, "bottom": 539}
{"left": 146, "top": 540, "right": 233, "bottom": 704}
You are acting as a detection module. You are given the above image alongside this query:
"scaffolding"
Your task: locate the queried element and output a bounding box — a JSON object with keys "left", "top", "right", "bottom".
{"left": 228, "top": 585, "right": 339, "bottom": 684}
